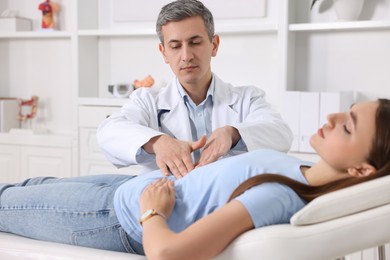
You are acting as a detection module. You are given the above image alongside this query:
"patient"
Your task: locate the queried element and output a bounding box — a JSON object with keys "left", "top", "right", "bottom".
{"left": 0, "top": 99, "right": 389, "bottom": 259}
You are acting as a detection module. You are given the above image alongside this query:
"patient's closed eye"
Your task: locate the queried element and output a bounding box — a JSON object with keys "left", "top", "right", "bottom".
{"left": 343, "top": 125, "right": 351, "bottom": 134}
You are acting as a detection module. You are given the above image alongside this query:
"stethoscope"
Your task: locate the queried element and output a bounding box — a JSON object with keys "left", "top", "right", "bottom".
{"left": 158, "top": 109, "right": 170, "bottom": 128}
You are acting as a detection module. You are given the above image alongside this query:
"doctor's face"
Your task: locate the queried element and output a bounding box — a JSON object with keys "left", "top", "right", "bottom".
{"left": 159, "top": 16, "right": 219, "bottom": 90}
{"left": 310, "top": 101, "right": 378, "bottom": 172}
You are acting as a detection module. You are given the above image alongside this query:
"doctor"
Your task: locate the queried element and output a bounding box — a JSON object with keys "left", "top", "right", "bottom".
{"left": 97, "top": 0, "right": 292, "bottom": 178}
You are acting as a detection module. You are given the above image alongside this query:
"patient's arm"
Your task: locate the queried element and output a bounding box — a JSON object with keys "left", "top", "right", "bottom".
{"left": 142, "top": 200, "right": 253, "bottom": 260}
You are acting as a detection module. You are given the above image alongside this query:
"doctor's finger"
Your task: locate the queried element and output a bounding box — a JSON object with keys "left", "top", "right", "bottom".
{"left": 174, "top": 154, "right": 196, "bottom": 177}
{"left": 157, "top": 162, "right": 171, "bottom": 177}
{"left": 197, "top": 150, "right": 220, "bottom": 167}
{"left": 181, "top": 154, "right": 195, "bottom": 173}
{"left": 166, "top": 155, "right": 190, "bottom": 177}
{"left": 190, "top": 135, "right": 206, "bottom": 152}
{"left": 167, "top": 163, "right": 183, "bottom": 179}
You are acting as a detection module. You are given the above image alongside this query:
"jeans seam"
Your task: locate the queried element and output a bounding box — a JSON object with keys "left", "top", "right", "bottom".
{"left": 71, "top": 223, "right": 121, "bottom": 245}
{"left": 119, "top": 227, "right": 137, "bottom": 254}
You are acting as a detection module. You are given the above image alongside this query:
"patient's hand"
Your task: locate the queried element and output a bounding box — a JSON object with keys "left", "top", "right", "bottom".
{"left": 140, "top": 178, "right": 175, "bottom": 219}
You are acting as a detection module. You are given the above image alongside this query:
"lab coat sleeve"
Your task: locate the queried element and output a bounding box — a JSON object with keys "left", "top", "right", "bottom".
{"left": 232, "top": 86, "right": 293, "bottom": 153}
{"left": 96, "top": 89, "right": 162, "bottom": 167}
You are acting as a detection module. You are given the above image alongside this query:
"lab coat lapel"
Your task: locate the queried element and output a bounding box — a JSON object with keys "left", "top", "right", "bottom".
{"left": 212, "top": 75, "right": 240, "bottom": 129}
{"left": 156, "top": 80, "right": 193, "bottom": 141}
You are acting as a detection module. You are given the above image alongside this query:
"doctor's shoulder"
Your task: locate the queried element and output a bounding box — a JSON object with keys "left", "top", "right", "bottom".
{"left": 129, "top": 86, "right": 167, "bottom": 102}
{"left": 233, "top": 85, "right": 266, "bottom": 98}
{"left": 226, "top": 85, "right": 267, "bottom": 107}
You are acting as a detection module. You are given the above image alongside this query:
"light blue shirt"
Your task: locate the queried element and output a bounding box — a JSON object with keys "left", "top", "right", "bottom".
{"left": 136, "top": 76, "right": 214, "bottom": 162}
{"left": 176, "top": 77, "right": 214, "bottom": 162}
{"left": 114, "top": 149, "right": 313, "bottom": 244}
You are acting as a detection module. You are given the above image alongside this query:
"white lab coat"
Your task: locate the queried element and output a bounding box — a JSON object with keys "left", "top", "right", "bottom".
{"left": 97, "top": 74, "right": 292, "bottom": 173}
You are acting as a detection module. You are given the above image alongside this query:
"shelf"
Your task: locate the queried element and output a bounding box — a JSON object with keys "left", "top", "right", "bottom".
{"left": 78, "top": 97, "right": 130, "bottom": 107}
{"left": 289, "top": 20, "right": 390, "bottom": 32}
{"left": 216, "top": 23, "right": 277, "bottom": 34}
{"left": 78, "top": 29, "right": 156, "bottom": 37}
{"left": 0, "top": 31, "right": 72, "bottom": 39}
{"left": 77, "top": 23, "right": 277, "bottom": 37}
{"left": 0, "top": 133, "right": 73, "bottom": 148}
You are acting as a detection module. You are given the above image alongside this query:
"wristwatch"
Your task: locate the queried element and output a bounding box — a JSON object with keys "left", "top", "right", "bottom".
{"left": 139, "top": 209, "right": 166, "bottom": 225}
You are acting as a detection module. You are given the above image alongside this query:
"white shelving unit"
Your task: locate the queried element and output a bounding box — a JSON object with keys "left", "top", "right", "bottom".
{"left": 0, "top": 31, "right": 71, "bottom": 38}
{"left": 0, "top": 0, "right": 75, "bottom": 180}
{"left": 290, "top": 20, "right": 390, "bottom": 31}
{"left": 283, "top": 0, "right": 390, "bottom": 104}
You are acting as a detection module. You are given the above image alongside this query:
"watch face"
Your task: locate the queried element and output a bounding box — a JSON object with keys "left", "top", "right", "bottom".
{"left": 141, "top": 209, "right": 154, "bottom": 218}
{"left": 140, "top": 209, "right": 157, "bottom": 225}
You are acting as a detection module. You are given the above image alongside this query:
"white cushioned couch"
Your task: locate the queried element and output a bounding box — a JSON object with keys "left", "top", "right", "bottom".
{"left": 1, "top": 175, "right": 390, "bottom": 260}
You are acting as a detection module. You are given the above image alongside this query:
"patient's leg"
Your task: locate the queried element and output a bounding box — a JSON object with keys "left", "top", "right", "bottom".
{"left": 1, "top": 174, "right": 134, "bottom": 188}
{"left": 0, "top": 175, "right": 136, "bottom": 252}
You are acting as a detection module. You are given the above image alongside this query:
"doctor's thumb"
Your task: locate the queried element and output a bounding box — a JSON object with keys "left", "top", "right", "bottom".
{"left": 190, "top": 135, "right": 207, "bottom": 151}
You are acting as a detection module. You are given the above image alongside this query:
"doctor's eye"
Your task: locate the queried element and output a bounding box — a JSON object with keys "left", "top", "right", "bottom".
{"left": 190, "top": 40, "right": 202, "bottom": 45}
{"left": 169, "top": 43, "right": 181, "bottom": 49}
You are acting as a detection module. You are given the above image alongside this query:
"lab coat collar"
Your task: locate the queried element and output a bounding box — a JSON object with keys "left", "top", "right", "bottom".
{"left": 155, "top": 78, "right": 192, "bottom": 141}
{"left": 212, "top": 74, "right": 241, "bottom": 128}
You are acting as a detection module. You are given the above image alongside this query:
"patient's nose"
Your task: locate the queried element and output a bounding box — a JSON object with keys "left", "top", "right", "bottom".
{"left": 326, "top": 113, "right": 338, "bottom": 128}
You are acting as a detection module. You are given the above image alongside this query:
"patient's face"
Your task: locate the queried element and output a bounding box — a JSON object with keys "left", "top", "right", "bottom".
{"left": 310, "top": 101, "right": 378, "bottom": 171}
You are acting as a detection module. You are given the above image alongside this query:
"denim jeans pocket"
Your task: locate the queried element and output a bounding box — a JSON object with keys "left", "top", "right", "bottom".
{"left": 118, "top": 227, "right": 145, "bottom": 255}
{"left": 71, "top": 223, "right": 130, "bottom": 253}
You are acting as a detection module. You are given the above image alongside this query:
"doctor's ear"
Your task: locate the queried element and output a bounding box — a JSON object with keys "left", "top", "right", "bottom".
{"left": 159, "top": 43, "right": 169, "bottom": 64}
{"left": 348, "top": 163, "right": 377, "bottom": 178}
{"left": 211, "top": 35, "right": 220, "bottom": 57}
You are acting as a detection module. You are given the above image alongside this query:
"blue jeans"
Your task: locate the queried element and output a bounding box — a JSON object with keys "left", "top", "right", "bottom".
{"left": 0, "top": 174, "right": 145, "bottom": 255}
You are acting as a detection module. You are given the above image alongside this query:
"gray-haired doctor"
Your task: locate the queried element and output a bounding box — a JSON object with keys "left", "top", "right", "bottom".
{"left": 97, "top": 0, "right": 292, "bottom": 178}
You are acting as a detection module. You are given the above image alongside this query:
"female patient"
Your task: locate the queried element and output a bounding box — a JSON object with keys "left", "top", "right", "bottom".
{"left": 0, "top": 99, "right": 389, "bottom": 260}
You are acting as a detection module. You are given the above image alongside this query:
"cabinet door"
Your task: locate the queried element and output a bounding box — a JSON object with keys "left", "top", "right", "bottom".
{"left": 80, "top": 160, "right": 141, "bottom": 176}
{"left": 0, "top": 144, "right": 21, "bottom": 182}
{"left": 79, "top": 128, "right": 105, "bottom": 160}
{"left": 79, "top": 128, "right": 140, "bottom": 176}
{"left": 20, "top": 146, "right": 72, "bottom": 179}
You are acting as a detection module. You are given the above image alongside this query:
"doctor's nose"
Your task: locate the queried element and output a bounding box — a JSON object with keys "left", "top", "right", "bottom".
{"left": 181, "top": 45, "right": 194, "bottom": 62}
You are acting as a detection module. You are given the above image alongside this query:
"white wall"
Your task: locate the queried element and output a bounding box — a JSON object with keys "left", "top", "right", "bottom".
{"left": 212, "top": 33, "right": 279, "bottom": 103}
{"left": 294, "top": 31, "right": 390, "bottom": 101}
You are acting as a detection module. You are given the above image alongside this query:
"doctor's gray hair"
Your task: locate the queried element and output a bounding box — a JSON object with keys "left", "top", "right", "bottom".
{"left": 156, "top": 0, "right": 215, "bottom": 44}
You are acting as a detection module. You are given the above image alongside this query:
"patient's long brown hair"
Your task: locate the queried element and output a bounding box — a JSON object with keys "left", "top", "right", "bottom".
{"left": 229, "top": 99, "right": 390, "bottom": 203}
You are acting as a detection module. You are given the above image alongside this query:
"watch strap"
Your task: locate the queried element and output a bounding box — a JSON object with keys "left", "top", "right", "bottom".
{"left": 139, "top": 209, "right": 167, "bottom": 225}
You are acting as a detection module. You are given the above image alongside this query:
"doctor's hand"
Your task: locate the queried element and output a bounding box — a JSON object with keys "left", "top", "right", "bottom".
{"left": 196, "top": 126, "right": 240, "bottom": 168}
{"left": 144, "top": 135, "right": 206, "bottom": 179}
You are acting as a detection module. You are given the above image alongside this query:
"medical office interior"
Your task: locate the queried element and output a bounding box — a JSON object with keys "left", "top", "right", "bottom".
{"left": 0, "top": 0, "right": 389, "bottom": 259}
